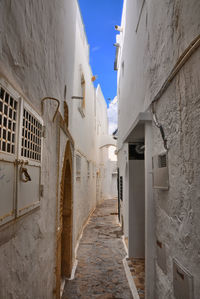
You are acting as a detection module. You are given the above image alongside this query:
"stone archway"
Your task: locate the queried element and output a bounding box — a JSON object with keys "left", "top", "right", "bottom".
{"left": 56, "top": 141, "right": 73, "bottom": 298}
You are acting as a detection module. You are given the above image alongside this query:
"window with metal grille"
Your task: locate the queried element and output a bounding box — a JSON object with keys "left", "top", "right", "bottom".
{"left": 21, "top": 108, "right": 42, "bottom": 161}
{"left": 0, "top": 79, "right": 43, "bottom": 225}
{"left": 0, "top": 87, "right": 18, "bottom": 155}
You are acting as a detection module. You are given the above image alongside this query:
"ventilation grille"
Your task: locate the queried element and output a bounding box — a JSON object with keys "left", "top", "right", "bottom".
{"left": 158, "top": 154, "right": 167, "bottom": 168}
{"left": 21, "top": 108, "right": 42, "bottom": 161}
{"left": 0, "top": 86, "right": 18, "bottom": 154}
{"left": 152, "top": 152, "right": 169, "bottom": 190}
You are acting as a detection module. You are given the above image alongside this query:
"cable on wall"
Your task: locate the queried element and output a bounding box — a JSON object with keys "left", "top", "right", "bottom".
{"left": 152, "top": 34, "right": 200, "bottom": 105}
{"left": 151, "top": 33, "right": 200, "bottom": 151}
{"left": 152, "top": 102, "right": 168, "bottom": 151}
{"left": 41, "top": 97, "right": 60, "bottom": 122}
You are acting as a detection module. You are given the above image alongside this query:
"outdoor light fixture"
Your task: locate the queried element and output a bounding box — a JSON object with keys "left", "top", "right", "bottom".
{"left": 113, "top": 43, "right": 120, "bottom": 48}
{"left": 115, "top": 25, "right": 123, "bottom": 32}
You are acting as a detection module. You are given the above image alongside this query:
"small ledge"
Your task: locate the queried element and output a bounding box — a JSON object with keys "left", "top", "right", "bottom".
{"left": 78, "top": 106, "right": 85, "bottom": 118}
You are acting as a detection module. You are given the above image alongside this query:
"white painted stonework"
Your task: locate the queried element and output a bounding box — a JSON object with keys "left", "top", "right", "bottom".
{"left": 116, "top": 0, "right": 200, "bottom": 298}
{"left": 0, "top": 1, "right": 116, "bottom": 298}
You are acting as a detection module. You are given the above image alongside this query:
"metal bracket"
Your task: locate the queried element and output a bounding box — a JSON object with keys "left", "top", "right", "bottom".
{"left": 20, "top": 166, "right": 31, "bottom": 183}
{"left": 71, "top": 96, "right": 84, "bottom": 100}
{"left": 15, "top": 159, "right": 29, "bottom": 166}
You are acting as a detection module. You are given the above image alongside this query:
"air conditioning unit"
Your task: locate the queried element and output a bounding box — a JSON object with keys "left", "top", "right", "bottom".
{"left": 152, "top": 152, "right": 169, "bottom": 190}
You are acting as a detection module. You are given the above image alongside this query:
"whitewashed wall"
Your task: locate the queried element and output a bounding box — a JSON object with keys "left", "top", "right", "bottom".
{"left": 117, "top": 0, "right": 200, "bottom": 298}
{"left": 0, "top": 0, "right": 77, "bottom": 298}
{"left": 71, "top": 2, "right": 97, "bottom": 244}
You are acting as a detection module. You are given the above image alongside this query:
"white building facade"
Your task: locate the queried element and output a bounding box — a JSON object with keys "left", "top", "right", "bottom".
{"left": 116, "top": 0, "right": 200, "bottom": 298}
{"left": 0, "top": 1, "right": 112, "bottom": 298}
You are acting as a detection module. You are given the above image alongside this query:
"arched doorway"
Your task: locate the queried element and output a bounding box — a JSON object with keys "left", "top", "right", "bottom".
{"left": 61, "top": 158, "right": 72, "bottom": 277}
{"left": 56, "top": 141, "right": 73, "bottom": 298}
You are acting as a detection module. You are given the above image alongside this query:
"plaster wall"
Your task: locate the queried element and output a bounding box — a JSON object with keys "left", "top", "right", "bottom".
{"left": 96, "top": 84, "right": 109, "bottom": 142}
{"left": 96, "top": 85, "right": 112, "bottom": 203}
{"left": 71, "top": 9, "right": 110, "bottom": 242}
{"left": 72, "top": 21, "right": 95, "bottom": 242}
{"left": 96, "top": 87, "right": 118, "bottom": 202}
{"left": 117, "top": 0, "right": 200, "bottom": 148}
{"left": 152, "top": 49, "right": 200, "bottom": 299}
{"left": 101, "top": 159, "right": 117, "bottom": 200}
{"left": 117, "top": 0, "right": 200, "bottom": 298}
{"left": 71, "top": 4, "right": 96, "bottom": 158}
{"left": 117, "top": 0, "right": 148, "bottom": 148}
{"left": 0, "top": 1, "right": 77, "bottom": 298}
{"left": 0, "top": 1, "right": 110, "bottom": 297}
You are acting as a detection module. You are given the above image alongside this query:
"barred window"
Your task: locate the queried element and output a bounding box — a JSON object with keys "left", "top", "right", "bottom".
{"left": 0, "top": 79, "right": 43, "bottom": 225}
{"left": 0, "top": 87, "right": 18, "bottom": 154}
{"left": 21, "top": 108, "right": 42, "bottom": 161}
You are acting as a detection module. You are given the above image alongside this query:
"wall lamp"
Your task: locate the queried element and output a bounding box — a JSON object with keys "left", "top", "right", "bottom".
{"left": 115, "top": 25, "right": 123, "bottom": 32}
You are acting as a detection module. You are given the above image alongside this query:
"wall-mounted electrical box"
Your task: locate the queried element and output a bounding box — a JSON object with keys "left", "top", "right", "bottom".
{"left": 173, "top": 259, "right": 193, "bottom": 299}
{"left": 152, "top": 152, "right": 169, "bottom": 190}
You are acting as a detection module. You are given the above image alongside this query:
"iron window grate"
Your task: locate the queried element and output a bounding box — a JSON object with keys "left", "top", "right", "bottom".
{"left": 0, "top": 86, "right": 18, "bottom": 154}
{"left": 21, "top": 108, "right": 42, "bottom": 161}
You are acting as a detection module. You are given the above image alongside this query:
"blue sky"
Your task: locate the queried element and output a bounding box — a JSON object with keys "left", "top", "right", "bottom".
{"left": 78, "top": 0, "right": 123, "bottom": 106}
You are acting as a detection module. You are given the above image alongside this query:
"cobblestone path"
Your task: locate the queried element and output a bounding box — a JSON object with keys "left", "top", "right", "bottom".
{"left": 62, "top": 198, "right": 132, "bottom": 299}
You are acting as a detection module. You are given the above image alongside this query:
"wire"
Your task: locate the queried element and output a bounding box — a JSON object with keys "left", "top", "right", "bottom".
{"left": 41, "top": 97, "right": 60, "bottom": 122}
{"left": 151, "top": 34, "right": 200, "bottom": 151}
{"left": 152, "top": 103, "right": 168, "bottom": 151}
{"left": 152, "top": 34, "right": 200, "bottom": 104}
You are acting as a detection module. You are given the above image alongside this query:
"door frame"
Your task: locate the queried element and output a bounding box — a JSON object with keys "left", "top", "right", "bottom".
{"left": 56, "top": 140, "right": 73, "bottom": 298}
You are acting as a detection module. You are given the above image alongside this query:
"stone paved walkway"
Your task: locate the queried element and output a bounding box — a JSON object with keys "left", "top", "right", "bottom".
{"left": 62, "top": 198, "right": 132, "bottom": 299}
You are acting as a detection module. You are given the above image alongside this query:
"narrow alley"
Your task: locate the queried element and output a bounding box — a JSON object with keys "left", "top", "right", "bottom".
{"left": 62, "top": 198, "right": 132, "bottom": 299}
{"left": 1, "top": 1, "right": 200, "bottom": 298}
